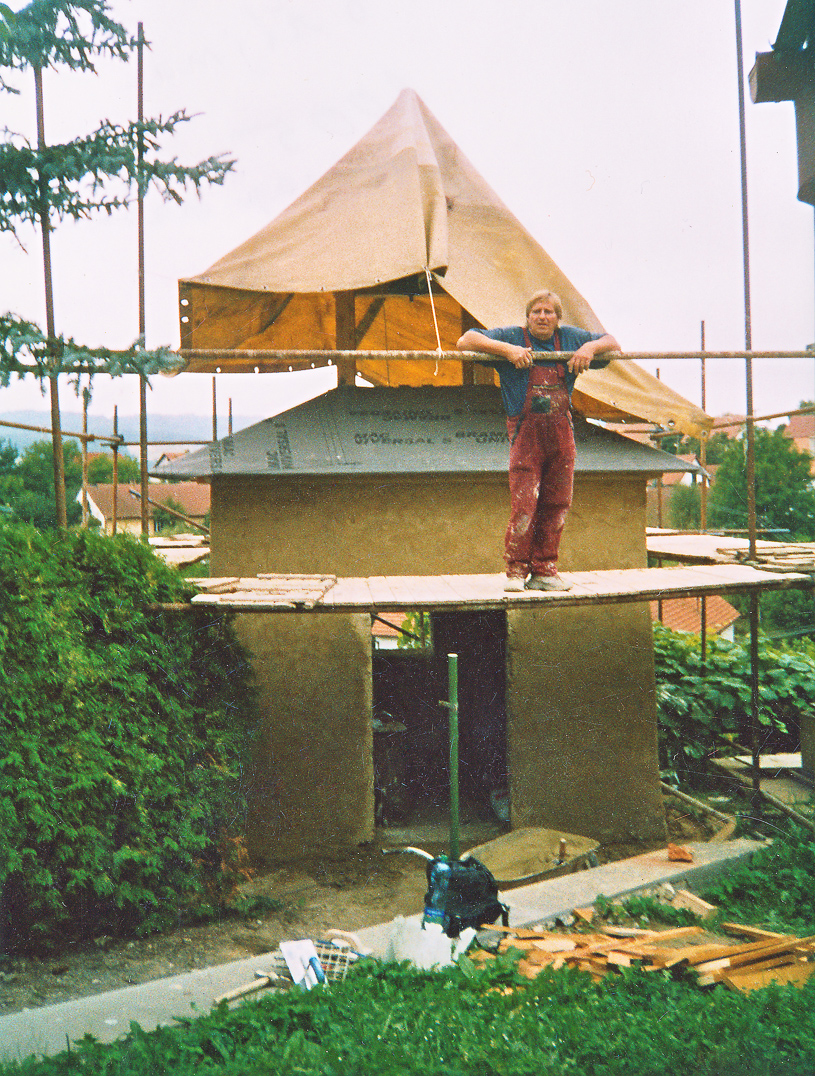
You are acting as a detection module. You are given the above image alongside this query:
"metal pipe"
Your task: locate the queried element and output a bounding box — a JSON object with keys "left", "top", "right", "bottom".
{"left": 647, "top": 404, "right": 815, "bottom": 438}
{"left": 128, "top": 488, "right": 210, "bottom": 536}
{"left": 81, "top": 388, "right": 89, "bottom": 527}
{"left": 119, "top": 439, "right": 211, "bottom": 447}
{"left": 0, "top": 417, "right": 120, "bottom": 444}
{"left": 700, "top": 320, "right": 708, "bottom": 531}
{"left": 728, "top": 778, "right": 815, "bottom": 833}
{"left": 734, "top": 0, "right": 758, "bottom": 560}
{"left": 700, "top": 595, "right": 707, "bottom": 667}
{"left": 137, "top": 23, "right": 149, "bottom": 538}
{"left": 749, "top": 592, "right": 762, "bottom": 818}
{"left": 447, "top": 653, "right": 459, "bottom": 861}
{"left": 111, "top": 405, "right": 119, "bottom": 535}
{"left": 178, "top": 347, "right": 815, "bottom": 363}
{"left": 659, "top": 781, "right": 732, "bottom": 824}
{"left": 34, "top": 64, "right": 67, "bottom": 530}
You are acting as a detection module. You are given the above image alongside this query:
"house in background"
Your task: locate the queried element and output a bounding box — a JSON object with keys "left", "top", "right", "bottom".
{"left": 650, "top": 594, "right": 741, "bottom": 641}
{"left": 784, "top": 412, "right": 815, "bottom": 474}
{"left": 83, "top": 481, "right": 210, "bottom": 536}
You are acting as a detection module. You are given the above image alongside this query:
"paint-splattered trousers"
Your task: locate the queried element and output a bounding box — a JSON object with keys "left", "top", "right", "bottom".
{"left": 504, "top": 365, "right": 575, "bottom": 578}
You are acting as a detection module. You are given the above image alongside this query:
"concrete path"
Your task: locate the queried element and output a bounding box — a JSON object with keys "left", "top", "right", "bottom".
{"left": 0, "top": 839, "right": 761, "bottom": 1065}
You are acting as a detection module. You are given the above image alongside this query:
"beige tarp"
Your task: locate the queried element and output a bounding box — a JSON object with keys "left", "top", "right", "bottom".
{"left": 179, "top": 89, "right": 711, "bottom": 436}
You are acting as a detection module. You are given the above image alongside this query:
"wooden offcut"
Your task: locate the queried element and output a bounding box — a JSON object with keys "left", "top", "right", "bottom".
{"left": 482, "top": 917, "right": 815, "bottom": 990}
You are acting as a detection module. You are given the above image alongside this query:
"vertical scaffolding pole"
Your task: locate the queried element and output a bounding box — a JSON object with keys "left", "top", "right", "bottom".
{"left": 700, "top": 319, "right": 708, "bottom": 532}
{"left": 81, "top": 387, "right": 89, "bottom": 526}
{"left": 734, "top": 0, "right": 758, "bottom": 561}
{"left": 749, "top": 593, "right": 762, "bottom": 815}
{"left": 699, "top": 321, "right": 707, "bottom": 665}
{"left": 735, "top": 0, "right": 761, "bottom": 815}
{"left": 447, "top": 653, "right": 460, "bottom": 861}
{"left": 34, "top": 65, "right": 67, "bottom": 530}
{"left": 111, "top": 405, "right": 119, "bottom": 535}
{"left": 212, "top": 376, "right": 217, "bottom": 441}
{"left": 137, "top": 23, "right": 149, "bottom": 537}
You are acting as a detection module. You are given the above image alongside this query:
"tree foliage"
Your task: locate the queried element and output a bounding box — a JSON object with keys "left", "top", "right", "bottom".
{"left": 0, "top": 0, "right": 133, "bottom": 82}
{"left": 707, "top": 427, "right": 815, "bottom": 540}
{"left": 0, "top": 436, "right": 141, "bottom": 526}
{"left": 87, "top": 449, "right": 140, "bottom": 484}
{"left": 0, "top": 0, "right": 234, "bottom": 385}
{"left": 14, "top": 436, "right": 83, "bottom": 527}
{"left": 653, "top": 623, "right": 815, "bottom": 780}
{"left": 660, "top": 430, "right": 733, "bottom": 465}
{"left": 667, "top": 483, "right": 701, "bottom": 530}
{"left": 0, "top": 519, "right": 257, "bottom": 951}
{"left": 0, "top": 312, "right": 179, "bottom": 388}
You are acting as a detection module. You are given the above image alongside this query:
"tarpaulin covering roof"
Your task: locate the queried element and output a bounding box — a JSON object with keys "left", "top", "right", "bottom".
{"left": 750, "top": 2, "right": 815, "bottom": 204}
{"left": 154, "top": 387, "right": 702, "bottom": 480}
{"left": 178, "top": 89, "right": 711, "bottom": 437}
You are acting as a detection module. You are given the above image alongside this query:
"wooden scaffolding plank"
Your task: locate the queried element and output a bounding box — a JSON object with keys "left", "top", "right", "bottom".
{"left": 319, "top": 577, "right": 375, "bottom": 608}
{"left": 188, "top": 563, "right": 810, "bottom": 613}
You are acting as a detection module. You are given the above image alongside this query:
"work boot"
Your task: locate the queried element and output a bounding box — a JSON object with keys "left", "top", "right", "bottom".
{"left": 525, "top": 573, "right": 571, "bottom": 592}
{"left": 503, "top": 575, "right": 526, "bottom": 593}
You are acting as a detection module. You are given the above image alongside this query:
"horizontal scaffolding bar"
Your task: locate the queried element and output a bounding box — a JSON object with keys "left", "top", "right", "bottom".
{"left": 0, "top": 416, "right": 122, "bottom": 445}
{"left": 119, "top": 440, "right": 211, "bottom": 447}
{"left": 178, "top": 348, "right": 815, "bottom": 363}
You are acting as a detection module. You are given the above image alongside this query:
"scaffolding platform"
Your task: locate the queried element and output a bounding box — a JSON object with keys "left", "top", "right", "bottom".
{"left": 188, "top": 563, "right": 811, "bottom": 614}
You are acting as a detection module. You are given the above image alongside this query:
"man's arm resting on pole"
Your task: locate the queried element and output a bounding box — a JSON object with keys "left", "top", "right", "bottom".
{"left": 456, "top": 329, "right": 530, "bottom": 369}
{"left": 569, "top": 334, "right": 620, "bottom": 374}
{"left": 456, "top": 328, "right": 621, "bottom": 374}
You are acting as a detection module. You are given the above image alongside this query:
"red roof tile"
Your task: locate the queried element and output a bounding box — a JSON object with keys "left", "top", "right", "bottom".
{"left": 86, "top": 482, "right": 210, "bottom": 521}
{"left": 650, "top": 594, "right": 740, "bottom": 635}
{"left": 786, "top": 413, "right": 815, "bottom": 439}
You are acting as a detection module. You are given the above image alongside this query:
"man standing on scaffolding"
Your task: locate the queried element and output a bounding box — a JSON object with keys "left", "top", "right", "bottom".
{"left": 457, "top": 290, "right": 620, "bottom": 593}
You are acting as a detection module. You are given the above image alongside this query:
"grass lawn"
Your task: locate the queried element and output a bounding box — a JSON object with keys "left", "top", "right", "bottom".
{"left": 5, "top": 824, "right": 815, "bottom": 1075}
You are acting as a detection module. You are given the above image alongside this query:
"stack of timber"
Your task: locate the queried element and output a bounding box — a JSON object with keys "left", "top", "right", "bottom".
{"left": 723, "top": 542, "right": 815, "bottom": 575}
{"left": 192, "top": 574, "right": 337, "bottom": 609}
{"left": 476, "top": 921, "right": 815, "bottom": 993}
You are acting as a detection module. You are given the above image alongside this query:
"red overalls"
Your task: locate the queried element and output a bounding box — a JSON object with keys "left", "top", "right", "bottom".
{"left": 504, "top": 330, "right": 576, "bottom": 579}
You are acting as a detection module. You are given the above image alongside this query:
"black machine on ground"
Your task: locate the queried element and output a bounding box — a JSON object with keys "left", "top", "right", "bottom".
{"left": 388, "top": 846, "right": 509, "bottom": 938}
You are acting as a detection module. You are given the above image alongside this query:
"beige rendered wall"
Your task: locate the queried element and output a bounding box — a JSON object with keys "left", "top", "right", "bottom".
{"left": 209, "top": 472, "right": 647, "bottom": 578}
{"left": 211, "top": 471, "right": 664, "bottom": 851}
{"left": 236, "top": 610, "right": 374, "bottom": 859}
{"left": 506, "top": 602, "right": 666, "bottom": 844}
{"left": 506, "top": 475, "right": 665, "bottom": 844}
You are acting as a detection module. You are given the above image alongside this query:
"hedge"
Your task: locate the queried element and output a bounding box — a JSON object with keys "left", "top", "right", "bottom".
{"left": 0, "top": 521, "right": 257, "bottom": 952}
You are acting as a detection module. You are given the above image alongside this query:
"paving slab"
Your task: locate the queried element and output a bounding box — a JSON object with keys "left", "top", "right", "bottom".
{"left": 0, "top": 839, "right": 762, "bottom": 1064}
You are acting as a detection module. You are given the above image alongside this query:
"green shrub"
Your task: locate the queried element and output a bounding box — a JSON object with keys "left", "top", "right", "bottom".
{"left": 704, "top": 824, "right": 815, "bottom": 934}
{"left": 5, "top": 959, "right": 815, "bottom": 1075}
{"left": 0, "top": 520, "right": 257, "bottom": 951}
{"left": 653, "top": 623, "right": 815, "bottom": 780}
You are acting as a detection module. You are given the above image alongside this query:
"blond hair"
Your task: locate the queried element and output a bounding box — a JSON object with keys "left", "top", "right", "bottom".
{"left": 525, "top": 290, "right": 562, "bottom": 320}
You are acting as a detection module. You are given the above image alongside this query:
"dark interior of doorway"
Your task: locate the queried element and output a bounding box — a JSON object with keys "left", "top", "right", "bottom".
{"left": 372, "top": 611, "right": 508, "bottom": 829}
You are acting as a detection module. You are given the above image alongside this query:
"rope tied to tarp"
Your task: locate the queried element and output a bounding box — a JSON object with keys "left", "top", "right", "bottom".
{"left": 424, "top": 267, "right": 443, "bottom": 375}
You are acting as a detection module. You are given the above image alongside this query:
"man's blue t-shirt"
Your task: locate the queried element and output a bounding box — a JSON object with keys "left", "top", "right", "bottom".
{"left": 473, "top": 325, "right": 607, "bottom": 417}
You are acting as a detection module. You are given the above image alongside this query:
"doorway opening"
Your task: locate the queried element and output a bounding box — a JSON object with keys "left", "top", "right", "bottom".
{"left": 372, "top": 610, "right": 508, "bottom": 831}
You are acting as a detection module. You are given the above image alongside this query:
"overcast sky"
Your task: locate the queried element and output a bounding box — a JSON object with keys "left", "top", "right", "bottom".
{"left": 1, "top": 0, "right": 813, "bottom": 431}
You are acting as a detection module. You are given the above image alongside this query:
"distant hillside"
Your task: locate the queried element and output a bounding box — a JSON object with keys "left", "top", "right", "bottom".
{"left": 0, "top": 411, "right": 265, "bottom": 462}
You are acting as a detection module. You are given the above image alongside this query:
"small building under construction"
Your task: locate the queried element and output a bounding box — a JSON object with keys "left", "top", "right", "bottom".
{"left": 160, "top": 384, "right": 707, "bottom": 854}
{"left": 160, "top": 89, "right": 717, "bottom": 857}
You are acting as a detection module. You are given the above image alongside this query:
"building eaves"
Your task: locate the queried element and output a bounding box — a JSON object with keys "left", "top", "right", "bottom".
{"left": 153, "top": 387, "right": 702, "bottom": 481}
